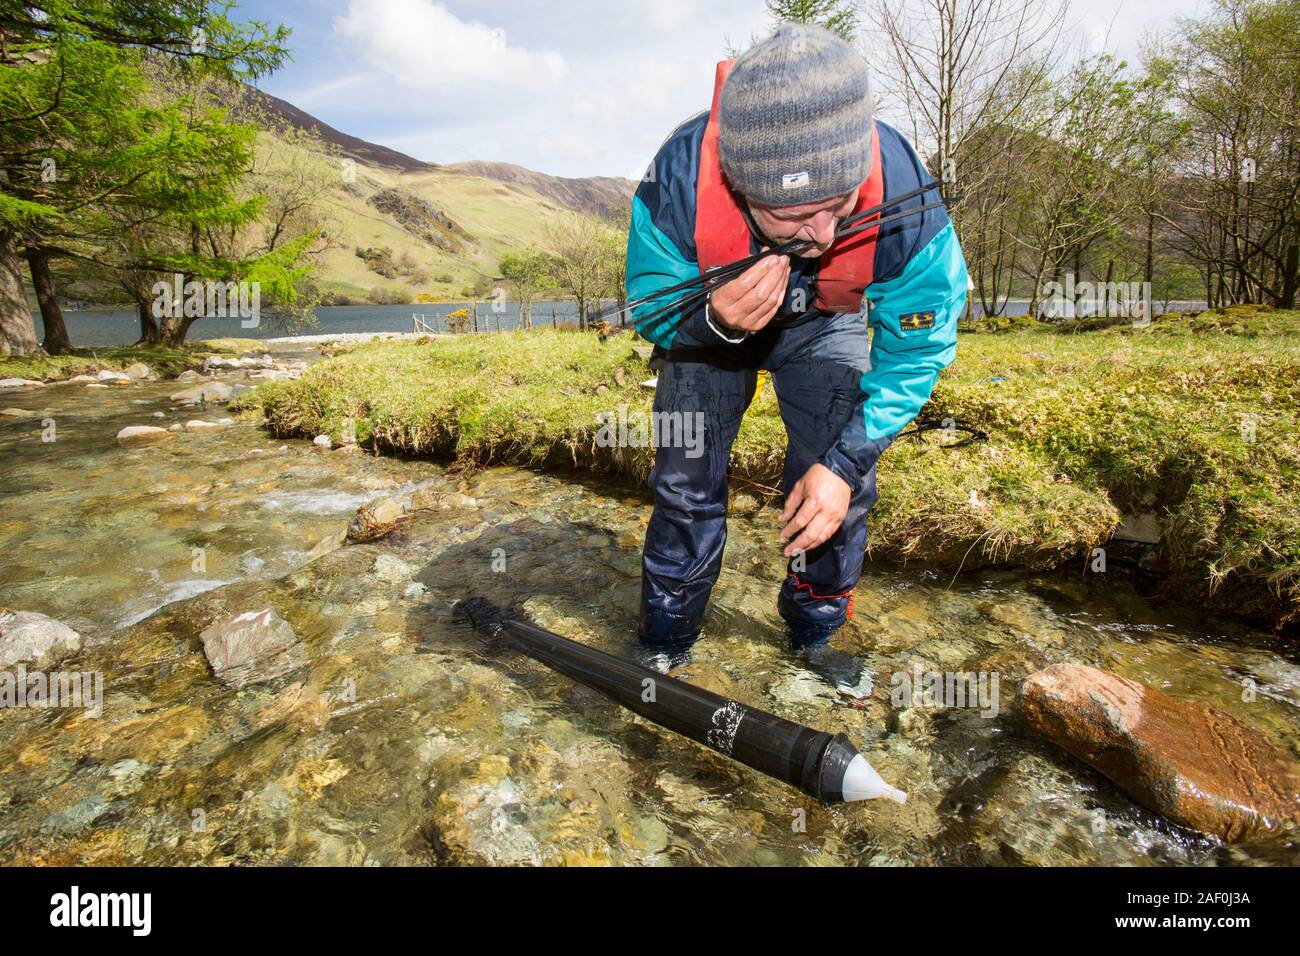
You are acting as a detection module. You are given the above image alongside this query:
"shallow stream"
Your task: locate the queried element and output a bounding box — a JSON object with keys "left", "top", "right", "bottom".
{"left": 0, "top": 364, "right": 1296, "bottom": 865}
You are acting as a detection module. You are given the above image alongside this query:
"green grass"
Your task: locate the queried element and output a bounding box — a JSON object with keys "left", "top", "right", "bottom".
{"left": 233, "top": 309, "right": 1300, "bottom": 631}
{"left": 0, "top": 340, "right": 260, "bottom": 381}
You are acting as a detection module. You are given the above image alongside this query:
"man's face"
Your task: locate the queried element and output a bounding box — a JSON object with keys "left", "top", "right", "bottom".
{"left": 746, "top": 189, "right": 858, "bottom": 258}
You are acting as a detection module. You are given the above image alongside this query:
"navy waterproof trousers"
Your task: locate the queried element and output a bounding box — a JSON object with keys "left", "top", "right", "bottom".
{"left": 639, "top": 310, "right": 884, "bottom": 655}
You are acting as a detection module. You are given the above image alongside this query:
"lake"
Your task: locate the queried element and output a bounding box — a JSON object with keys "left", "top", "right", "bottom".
{"left": 33, "top": 299, "right": 1212, "bottom": 347}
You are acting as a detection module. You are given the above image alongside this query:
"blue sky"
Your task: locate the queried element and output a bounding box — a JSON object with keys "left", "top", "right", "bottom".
{"left": 235, "top": 0, "right": 1208, "bottom": 179}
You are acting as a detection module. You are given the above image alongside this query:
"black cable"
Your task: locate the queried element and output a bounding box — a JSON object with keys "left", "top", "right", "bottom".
{"left": 614, "top": 199, "right": 948, "bottom": 340}
{"left": 897, "top": 417, "right": 988, "bottom": 448}
{"left": 598, "top": 181, "right": 947, "bottom": 328}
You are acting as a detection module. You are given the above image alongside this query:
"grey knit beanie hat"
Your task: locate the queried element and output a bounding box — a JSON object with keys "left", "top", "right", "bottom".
{"left": 718, "top": 23, "right": 874, "bottom": 206}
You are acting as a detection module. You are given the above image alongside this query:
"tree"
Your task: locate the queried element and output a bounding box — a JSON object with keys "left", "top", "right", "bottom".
{"left": 598, "top": 209, "right": 630, "bottom": 322}
{"left": 0, "top": 0, "right": 288, "bottom": 354}
{"left": 765, "top": 0, "right": 860, "bottom": 41}
{"left": 546, "top": 213, "right": 610, "bottom": 330}
{"left": 868, "top": 0, "right": 1067, "bottom": 315}
{"left": 1165, "top": 0, "right": 1300, "bottom": 307}
{"left": 499, "top": 247, "right": 556, "bottom": 329}
{"left": 1127, "top": 47, "right": 1189, "bottom": 296}
{"left": 1017, "top": 55, "right": 1146, "bottom": 318}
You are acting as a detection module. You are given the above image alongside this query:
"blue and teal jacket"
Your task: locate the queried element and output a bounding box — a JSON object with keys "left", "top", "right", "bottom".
{"left": 626, "top": 111, "right": 967, "bottom": 487}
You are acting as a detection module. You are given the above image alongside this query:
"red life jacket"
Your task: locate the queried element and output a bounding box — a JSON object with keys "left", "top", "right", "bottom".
{"left": 694, "top": 59, "right": 883, "bottom": 314}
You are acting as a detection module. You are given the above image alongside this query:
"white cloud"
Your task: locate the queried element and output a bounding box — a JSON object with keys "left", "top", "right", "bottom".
{"left": 335, "top": 0, "right": 567, "bottom": 94}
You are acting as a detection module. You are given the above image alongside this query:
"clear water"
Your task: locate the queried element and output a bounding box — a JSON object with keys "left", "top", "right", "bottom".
{"left": 0, "top": 365, "right": 1294, "bottom": 865}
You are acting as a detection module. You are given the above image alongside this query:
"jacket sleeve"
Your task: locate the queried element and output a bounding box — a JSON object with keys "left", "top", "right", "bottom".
{"left": 626, "top": 195, "right": 739, "bottom": 350}
{"left": 818, "top": 221, "right": 967, "bottom": 488}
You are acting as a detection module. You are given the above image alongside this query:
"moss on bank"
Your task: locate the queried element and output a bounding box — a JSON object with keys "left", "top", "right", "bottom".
{"left": 0, "top": 339, "right": 261, "bottom": 381}
{"left": 233, "top": 312, "right": 1300, "bottom": 631}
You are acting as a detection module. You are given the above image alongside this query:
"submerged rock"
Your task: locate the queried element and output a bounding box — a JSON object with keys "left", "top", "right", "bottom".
{"left": 116, "top": 425, "right": 172, "bottom": 445}
{"left": 372, "top": 553, "right": 416, "bottom": 584}
{"left": 347, "top": 497, "right": 406, "bottom": 542}
{"left": 410, "top": 489, "right": 478, "bottom": 512}
{"left": 184, "top": 419, "right": 228, "bottom": 433}
{"left": 0, "top": 609, "right": 82, "bottom": 668}
{"left": 1019, "top": 663, "right": 1300, "bottom": 842}
{"left": 198, "top": 607, "right": 304, "bottom": 689}
{"left": 169, "top": 381, "right": 233, "bottom": 405}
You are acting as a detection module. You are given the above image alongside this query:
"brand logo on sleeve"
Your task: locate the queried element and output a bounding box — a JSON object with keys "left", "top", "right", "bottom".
{"left": 899, "top": 311, "right": 936, "bottom": 331}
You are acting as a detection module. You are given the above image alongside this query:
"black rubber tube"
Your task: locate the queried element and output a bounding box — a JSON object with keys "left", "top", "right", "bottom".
{"left": 454, "top": 598, "right": 865, "bottom": 803}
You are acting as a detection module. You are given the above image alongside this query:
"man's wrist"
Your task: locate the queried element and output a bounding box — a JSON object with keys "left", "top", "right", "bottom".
{"left": 817, "top": 445, "right": 863, "bottom": 490}
{"left": 705, "top": 294, "right": 748, "bottom": 344}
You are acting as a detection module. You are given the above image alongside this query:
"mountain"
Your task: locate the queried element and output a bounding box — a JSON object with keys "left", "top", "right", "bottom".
{"left": 443, "top": 161, "right": 635, "bottom": 219}
{"left": 234, "top": 86, "right": 636, "bottom": 304}
{"left": 243, "top": 87, "right": 437, "bottom": 174}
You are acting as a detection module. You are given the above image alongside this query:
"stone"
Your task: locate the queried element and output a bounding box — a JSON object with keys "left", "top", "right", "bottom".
{"left": 184, "top": 420, "right": 227, "bottom": 432}
{"left": 1, "top": 407, "right": 33, "bottom": 417}
{"left": 347, "top": 497, "right": 406, "bottom": 542}
{"left": 198, "top": 607, "right": 304, "bottom": 689}
{"left": 1019, "top": 663, "right": 1300, "bottom": 842}
{"left": 40, "top": 794, "right": 111, "bottom": 836}
{"left": 372, "top": 553, "right": 416, "bottom": 584}
{"left": 116, "top": 425, "right": 172, "bottom": 445}
{"left": 85, "top": 383, "right": 109, "bottom": 389}
{"left": 169, "top": 381, "right": 233, "bottom": 405}
{"left": 175, "top": 369, "right": 205, "bottom": 383}
{"left": 239, "top": 445, "right": 288, "bottom": 461}
{"left": 1115, "top": 512, "right": 1161, "bottom": 545}
{"left": 0, "top": 378, "right": 43, "bottom": 388}
{"left": 66, "top": 374, "right": 98, "bottom": 383}
{"left": 312, "top": 434, "right": 332, "bottom": 450}
{"left": 97, "top": 369, "right": 130, "bottom": 382}
{"left": 409, "top": 487, "right": 444, "bottom": 511}
{"left": 123, "top": 362, "right": 154, "bottom": 380}
{"left": 0, "top": 609, "right": 82, "bottom": 668}
{"left": 306, "top": 528, "right": 348, "bottom": 561}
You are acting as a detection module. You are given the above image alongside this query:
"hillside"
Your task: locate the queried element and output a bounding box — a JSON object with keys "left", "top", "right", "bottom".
{"left": 244, "top": 87, "right": 437, "bottom": 174}
{"left": 443, "top": 160, "right": 635, "bottom": 219}
{"left": 239, "top": 86, "right": 637, "bottom": 304}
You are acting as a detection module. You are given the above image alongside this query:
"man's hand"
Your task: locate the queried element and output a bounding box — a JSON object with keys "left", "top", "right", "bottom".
{"left": 709, "top": 253, "right": 790, "bottom": 334}
{"left": 779, "top": 463, "right": 852, "bottom": 557}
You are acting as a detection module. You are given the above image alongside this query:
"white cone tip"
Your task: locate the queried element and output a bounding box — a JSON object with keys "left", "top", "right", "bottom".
{"left": 840, "top": 753, "right": 908, "bottom": 803}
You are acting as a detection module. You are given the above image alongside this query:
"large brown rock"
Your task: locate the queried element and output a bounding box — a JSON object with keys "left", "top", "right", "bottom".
{"left": 1019, "top": 663, "right": 1300, "bottom": 842}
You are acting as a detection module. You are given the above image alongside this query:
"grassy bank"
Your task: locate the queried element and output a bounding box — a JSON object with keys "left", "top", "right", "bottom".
{"left": 233, "top": 309, "right": 1300, "bottom": 631}
{"left": 0, "top": 339, "right": 265, "bottom": 381}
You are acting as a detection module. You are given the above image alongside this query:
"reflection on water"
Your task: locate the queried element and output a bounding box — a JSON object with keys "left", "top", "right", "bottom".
{"left": 0, "top": 369, "right": 1295, "bottom": 865}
